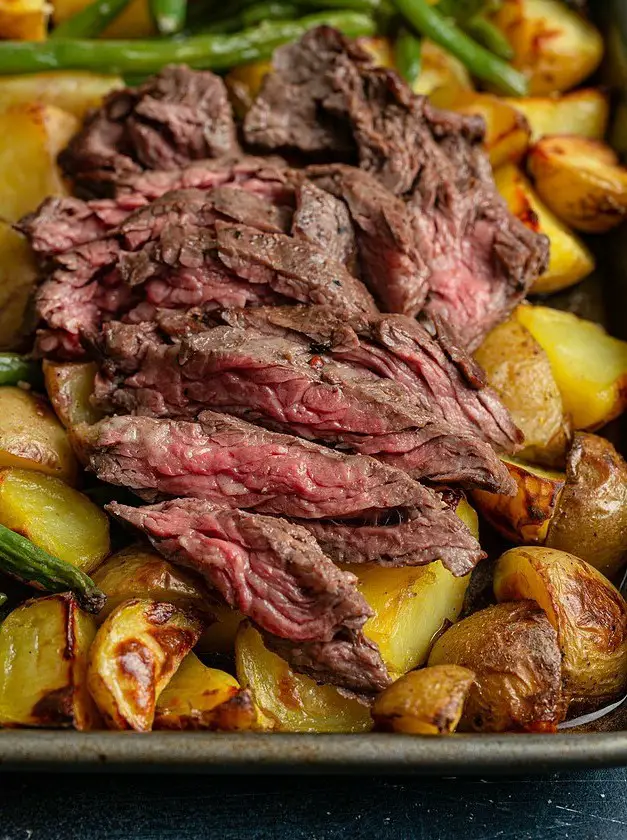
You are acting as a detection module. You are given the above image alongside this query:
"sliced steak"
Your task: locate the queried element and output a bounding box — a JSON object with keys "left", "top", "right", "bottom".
{"left": 291, "top": 180, "right": 357, "bottom": 270}
{"left": 78, "top": 411, "right": 432, "bottom": 518}
{"left": 60, "top": 66, "right": 240, "bottom": 195}
{"left": 108, "top": 498, "right": 372, "bottom": 644}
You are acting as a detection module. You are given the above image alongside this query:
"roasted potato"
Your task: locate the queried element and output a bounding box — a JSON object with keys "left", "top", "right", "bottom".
{"left": 224, "top": 60, "right": 273, "bottom": 119}
{"left": 0, "top": 103, "right": 78, "bottom": 223}
{"left": 0, "top": 387, "right": 78, "bottom": 484}
{"left": 235, "top": 622, "right": 372, "bottom": 733}
{"left": 472, "top": 458, "right": 565, "bottom": 544}
{"left": 43, "top": 362, "right": 102, "bottom": 430}
{"left": 428, "top": 601, "right": 566, "bottom": 732}
{"left": 196, "top": 602, "right": 244, "bottom": 655}
{"left": 0, "top": 0, "right": 48, "bottom": 40}
{"left": 528, "top": 136, "right": 627, "bottom": 233}
{"left": 412, "top": 41, "right": 473, "bottom": 109}
{"left": 451, "top": 92, "right": 530, "bottom": 168}
{"left": 358, "top": 35, "right": 394, "bottom": 69}
{"left": 474, "top": 316, "right": 571, "bottom": 466}
{"left": 494, "top": 547, "right": 627, "bottom": 712}
{"left": 154, "top": 653, "right": 256, "bottom": 731}
{"left": 0, "top": 74, "right": 123, "bottom": 119}
{"left": 0, "top": 222, "right": 37, "bottom": 351}
{"left": 53, "top": 0, "right": 154, "bottom": 37}
{"left": 371, "top": 665, "right": 475, "bottom": 735}
{"left": 490, "top": 0, "right": 604, "bottom": 95}
{"left": 515, "top": 305, "right": 627, "bottom": 430}
{"left": 494, "top": 163, "right": 594, "bottom": 295}
{"left": 0, "top": 593, "right": 98, "bottom": 729}
{"left": 546, "top": 434, "right": 627, "bottom": 580}
{"left": 0, "top": 468, "right": 109, "bottom": 573}
{"left": 87, "top": 599, "right": 203, "bottom": 731}
{"left": 505, "top": 89, "right": 609, "bottom": 143}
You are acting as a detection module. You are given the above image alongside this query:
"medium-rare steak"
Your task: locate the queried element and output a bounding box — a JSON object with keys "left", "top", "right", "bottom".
{"left": 60, "top": 66, "right": 241, "bottom": 195}
{"left": 107, "top": 498, "right": 372, "bottom": 643}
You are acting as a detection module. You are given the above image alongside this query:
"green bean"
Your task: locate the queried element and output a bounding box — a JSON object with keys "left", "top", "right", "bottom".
{"left": 0, "top": 12, "right": 375, "bottom": 75}
{"left": 51, "top": 0, "right": 133, "bottom": 39}
{"left": 201, "top": 2, "right": 302, "bottom": 34}
{"left": 0, "top": 524, "right": 106, "bottom": 614}
{"left": 394, "top": 25, "right": 421, "bottom": 86}
{"left": 464, "top": 14, "right": 513, "bottom": 61}
{"left": 0, "top": 354, "right": 41, "bottom": 387}
{"left": 149, "top": 0, "right": 187, "bottom": 34}
{"left": 391, "top": 0, "right": 527, "bottom": 96}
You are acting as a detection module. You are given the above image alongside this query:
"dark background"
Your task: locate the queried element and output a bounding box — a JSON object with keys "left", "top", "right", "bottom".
{"left": 2, "top": 769, "right": 627, "bottom": 839}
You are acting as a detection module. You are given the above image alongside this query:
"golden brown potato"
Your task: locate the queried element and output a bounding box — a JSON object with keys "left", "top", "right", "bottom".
{"left": 372, "top": 665, "right": 475, "bottom": 735}
{"left": 528, "top": 136, "right": 627, "bottom": 233}
{"left": 474, "top": 316, "right": 571, "bottom": 466}
{"left": 494, "top": 547, "right": 627, "bottom": 712}
{"left": 494, "top": 163, "right": 594, "bottom": 295}
{"left": 53, "top": 0, "right": 154, "bottom": 37}
{"left": 0, "top": 468, "right": 109, "bottom": 574}
{"left": 224, "top": 60, "right": 273, "bottom": 119}
{"left": 0, "top": 387, "right": 78, "bottom": 484}
{"left": 0, "top": 104, "right": 78, "bottom": 223}
{"left": 412, "top": 41, "right": 473, "bottom": 109}
{"left": 43, "top": 362, "right": 102, "bottom": 429}
{"left": 546, "top": 434, "right": 627, "bottom": 580}
{"left": 0, "top": 593, "right": 98, "bottom": 729}
{"left": 490, "top": 0, "right": 604, "bottom": 95}
{"left": 451, "top": 92, "right": 530, "bottom": 169}
{"left": 358, "top": 36, "right": 394, "bottom": 68}
{"left": 428, "top": 601, "right": 566, "bottom": 732}
{"left": 196, "top": 602, "right": 244, "bottom": 655}
{"left": 154, "top": 653, "right": 257, "bottom": 731}
{"left": 515, "top": 305, "right": 627, "bottom": 431}
{"left": 505, "top": 89, "right": 609, "bottom": 143}
{"left": 235, "top": 622, "right": 372, "bottom": 733}
{"left": 472, "top": 458, "right": 565, "bottom": 544}
{"left": 0, "top": 74, "right": 123, "bottom": 119}
{"left": 0, "top": 0, "right": 48, "bottom": 40}
{"left": 0, "top": 222, "right": 37, "bottom": 351}
{"left": 87, "top": 599, "right": 203, "bottom": 731}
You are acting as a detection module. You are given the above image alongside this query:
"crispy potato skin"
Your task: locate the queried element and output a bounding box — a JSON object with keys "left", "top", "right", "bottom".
{"left": 0, "top": 222, "right": 37, "bottom": 351}
{"left": 0, "top": 593, "right": 98, "bottom": 729}
{"left": 451, "top": 92, "right": 530, "bottom": 169}
{"left": 545, "top": 434, "right": 627, "bottom": 579}
{"left": 87, "top": 599, "right": 203, "bottom": 731}
{"left": 472, "top": 458, "right": 565, "bottom": 544}
{"left": 515, "top": 305, "right": 627, "bottom": 431}
{"left": 235, "top": 622, "right": 372, "bottom": 733}
{"left": 528, "top": 136, "right": 627, "bottom": 233}
{"left": 0, "top": 387, "right": 78, "bottom": 484}
{"left": 0, "top": 73, "right": 123, "bottom": 119}
{"left": 475, "top": 317, "right": 570, "bottom": 466}
{"left": 505, "top": 89, "right": 609, "bottom": 143}
{"left": 44, "top": 362, "right": 102, "bottom": 430}
{"left": 494, "top": 547, "right": 627, "bottom": 712}
{"left": 372, "top": 665, "right": 475, "bottom": 735}
{"left": 428, "top": 601, "right": 566, "bottom": 732}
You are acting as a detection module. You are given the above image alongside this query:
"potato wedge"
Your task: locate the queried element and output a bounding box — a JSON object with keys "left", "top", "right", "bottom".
{"left": 0, "top": 0, "right": 48, "bottom": 40}
{"left": 490, "top": 0, "right": 603, "bottom": 95}
{"left": 0, "top": 222, "right": 37, "bottom": 351}
{"left": 546, "top": 434, "right": 627, "bottom": 580}
{"left": 235, "top": 622, "right": 372, "bottom": 733}
{"left": 196, "top": 602, "right": 244, "bottom": 655}
{"left": 0, "top": 468, "right": 109, "bottom": 574}
{"left": 515, "top": 305, "right": 627, "bottom": 430}
{"left": 87, "top": 599, "right": 203, "bottom": 731}
{"left": 472, "top": 457, "right": 565, "bottom": 544}
{"left": 494, "top": 163, "right": 594, "bottom": 295}
{"left": 154, "top": 653, "right": 256, "bottom": 731}
{"left": 53, "top": 0, "right": 154, "bottom": 37}
{"left": 43, "top": 362, "right": 102, "bottom": 429}
{"left": 474, "top": 316, "right": 571, "bottom": 466}
{"left": 372, "top": 665, "right": 475, "bottom": 735}
{"left": 428, "top": 600, "right": 566, "bottom": 732}
{"left": 528, "top": 136, "right": 627, "bottom": 233}
{"left": 494, "top": 547, "right": 627, "bottom": 712}
{"left": 0, "top": 74, "right": 123, "bottom": 119}
{"left": 412, "top": 41, "right": 473, "bottom": 109}
{"left": 0, "top": 104, "right": 78, "bottom": 223}
{"left": 451, "top": 92, "right": 530, "bottom": 168}
{"left": 0, "top": 593, "right": 98, "bottom": 729}
{"left": 505, "top": 89, "right": 609, "bottom": 143}
{"left": 0, "top": 387, "right": 78, "bottom": 484}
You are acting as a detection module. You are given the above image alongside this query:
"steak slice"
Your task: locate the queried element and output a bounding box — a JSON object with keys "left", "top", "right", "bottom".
{"left": 78, "top": 411, "right": 434, "bottom": 518}
{"left": 60, "top": 66, "right": 240, "bottom": 195}
{"left": 291, "top": 180, "right": 357, "bottom": 270}
{"left": 108, "top": 498, "right": 372, "bottom": 644}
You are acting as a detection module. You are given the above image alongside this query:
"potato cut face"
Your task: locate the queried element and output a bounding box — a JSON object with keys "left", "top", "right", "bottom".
{"left": 505, "top": 89, "right": 609, "bottom": 143}
{"left": 0, "top": 593, "right": 98, "bottom": 729}
{"left": 0, "top": 387, "right": 78, "bottom": 484}
{"left": 0, "top": 468, "right": 109, "bottom": 574}
{"left": 515, "top": 305, "right": 627, "bottom": 431}
{"left": 0, "top": 222, "right": 37, "bottom": 351}
{"left": 43, "top": 362, "right": 102, "bottom": 429}
{"left": 452, "top": 92, "right": 530, "bottom": 168}
{"left": 0, "top": 73, "right": 123, "bottom": 119}
{"left": 235, "top": 622, "right": 372, "bottom": 733}
{"left": 0, "top": 0, "right": 49, "bottom": 40}
{"left": 412, "top": 41, "right": 473, "bottom": 109}
{"left": 87, "top": 599, "right": 203, "bottom": 731}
